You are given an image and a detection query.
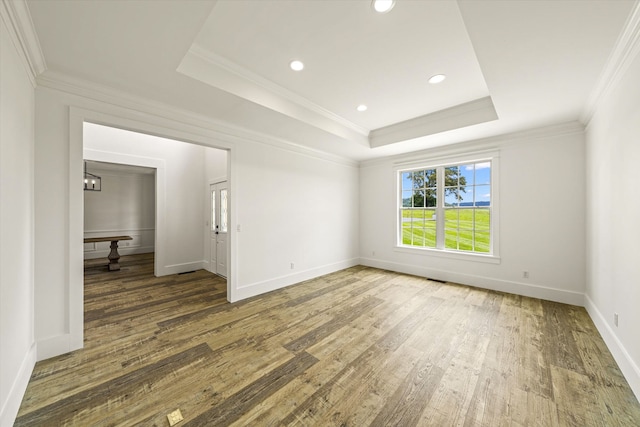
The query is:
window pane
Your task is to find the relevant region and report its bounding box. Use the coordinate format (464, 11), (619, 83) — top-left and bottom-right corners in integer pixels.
(445, 209), (458, 235)
(402, 190), (412, 207)
(424, 169), (437, 187)
(458, 187), (473, 206)
(220, 189), (228, 232)
(461, 164), (474, 186)
(444, 166), (459, 187)
(445, 188), (461, 207)
(412, 190), (425, 208)
(474, 231), (490, 252)
(412, 210), (426, 246)
(425, 188), (437, 208)
(445, 228), (459, 250)
(401, 209), (413, 245)
(412, 170), (425, 189)
(400, 209), (438, 248)
(475, 185), (490, 206)
(422, 228), (436, 248)
(402, 222), (412, 245)
(475, 162), (491, 185)
(211, 190), (216, 231)
(402, 172), (413, 191)
(475, 209), (490, 231)
(418, 209), (436, 248)
(458, 228), (473, 251)
(458, 209), (473, 229)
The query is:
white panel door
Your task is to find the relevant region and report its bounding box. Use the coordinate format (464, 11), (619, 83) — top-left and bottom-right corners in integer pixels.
(209, 181), (228, 277)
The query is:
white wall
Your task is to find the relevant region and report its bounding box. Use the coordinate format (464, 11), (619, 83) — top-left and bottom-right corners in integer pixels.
(83, 168), (155, 259)
(585, 38), (640, 398)
(0, 14), (36, 427)
(360, 123), (586, 305)
(232, 141), (359, 300)
(205, 147), (227, 183)
(32, 85), (360, 363)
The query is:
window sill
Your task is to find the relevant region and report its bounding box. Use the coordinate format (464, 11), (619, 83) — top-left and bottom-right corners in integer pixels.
(394, 245), (501, 264)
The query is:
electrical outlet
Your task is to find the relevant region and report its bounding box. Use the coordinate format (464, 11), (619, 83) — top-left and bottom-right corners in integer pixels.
(522, 271), (529, 279)
(167, 409), (183, 426)
(290, 262), (295, 270)
(614, 313), (619, 327)
(372, 251), (375, 256)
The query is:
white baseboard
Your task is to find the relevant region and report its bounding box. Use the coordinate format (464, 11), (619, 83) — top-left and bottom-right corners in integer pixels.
(359, 257), (584, 306)
(0, 343), (36, 427)
(233, 258), (360, 302)
(584, 295), (640, 401)
(36, 333), (82, 361)
(83, 246), (154, 260)
(161, 261), (205, 276)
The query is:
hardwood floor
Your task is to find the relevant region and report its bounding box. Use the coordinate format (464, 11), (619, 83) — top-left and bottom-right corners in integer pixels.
(15, 253), (640, 426)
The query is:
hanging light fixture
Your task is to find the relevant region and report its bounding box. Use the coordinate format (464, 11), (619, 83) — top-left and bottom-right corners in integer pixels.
(84, 161), (101, 191)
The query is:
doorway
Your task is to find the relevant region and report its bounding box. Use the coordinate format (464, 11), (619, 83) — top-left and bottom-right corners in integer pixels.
(63, 110), (234, 358)
(83, 161), (156, 264)
(208, 181), (228, 277)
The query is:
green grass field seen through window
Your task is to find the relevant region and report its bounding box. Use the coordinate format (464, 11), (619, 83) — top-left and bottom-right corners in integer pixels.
(401, 208), (490, 253)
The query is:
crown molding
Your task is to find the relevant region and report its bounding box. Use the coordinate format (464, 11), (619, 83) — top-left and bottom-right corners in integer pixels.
(0, 0), (46, 87)
(36, 70), (359, 168)
(360, 120), (584, 168)
(188, 45), (370, 138)
(581, 0), (640, 125)
(178, 45), (370, 146)
(369, 96), (499, 148)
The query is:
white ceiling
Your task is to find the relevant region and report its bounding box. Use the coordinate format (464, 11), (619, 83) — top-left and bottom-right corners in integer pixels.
(26, 0), (635, 161)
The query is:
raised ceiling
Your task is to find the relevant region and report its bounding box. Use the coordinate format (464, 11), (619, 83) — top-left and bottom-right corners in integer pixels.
(26, 0), (636, 160)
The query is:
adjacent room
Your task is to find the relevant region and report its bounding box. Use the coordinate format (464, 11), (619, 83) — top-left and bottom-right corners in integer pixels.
(83, 160), (157, 269)
(2, 0), (640, 425)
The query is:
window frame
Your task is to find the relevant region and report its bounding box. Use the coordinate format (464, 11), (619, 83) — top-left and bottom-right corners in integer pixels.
(394, 152), (500, 264)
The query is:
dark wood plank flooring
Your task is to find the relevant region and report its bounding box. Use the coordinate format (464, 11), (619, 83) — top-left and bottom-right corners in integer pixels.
(15, 253), (640, 426)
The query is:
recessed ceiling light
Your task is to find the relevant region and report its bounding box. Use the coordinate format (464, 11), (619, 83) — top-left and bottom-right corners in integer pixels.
(289, 60), (304, 71)
(372, 0), (395, 13)
(357, 104), (368, 112)
(428, 74), (446, 84)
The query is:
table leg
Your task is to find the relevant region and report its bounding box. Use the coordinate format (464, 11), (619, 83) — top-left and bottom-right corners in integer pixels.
(107, 240), (122, 271)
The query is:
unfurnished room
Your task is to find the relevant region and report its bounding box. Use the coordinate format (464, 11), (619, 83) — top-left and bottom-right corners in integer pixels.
(1, 0), (640, 426)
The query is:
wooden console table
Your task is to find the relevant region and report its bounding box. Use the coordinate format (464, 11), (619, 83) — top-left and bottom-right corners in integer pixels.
(84, 236), (133, 271)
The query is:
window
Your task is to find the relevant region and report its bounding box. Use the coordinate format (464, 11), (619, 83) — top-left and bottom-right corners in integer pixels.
(212, 187), (228, 233)
(211, 189), (216, 232)
(399, 159), (495, 256)
(220, 189), (228, 233)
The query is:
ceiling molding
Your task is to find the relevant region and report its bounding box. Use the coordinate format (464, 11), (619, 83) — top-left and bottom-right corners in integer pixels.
(188, 45), (370, 137)
(369, 97), (499, 148)
(178, 45), (370, 146)
(87, 161), (156, 177)
(361, 120), (584, 169)
(0, 0), (46, 87)
(36, 70), (359, 168)
(581, 0), (640, 125)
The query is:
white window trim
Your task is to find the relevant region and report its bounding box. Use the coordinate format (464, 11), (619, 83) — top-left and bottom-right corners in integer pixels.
(394, 151), (500, 263)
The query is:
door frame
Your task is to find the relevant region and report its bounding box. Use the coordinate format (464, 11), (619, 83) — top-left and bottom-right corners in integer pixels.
(66, 106), (236, 357)
(83, 149), (165, 277)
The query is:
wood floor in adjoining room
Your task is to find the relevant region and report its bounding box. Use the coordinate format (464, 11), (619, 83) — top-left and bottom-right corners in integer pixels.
(15, 254), (640, 426)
